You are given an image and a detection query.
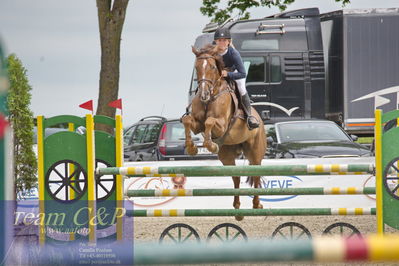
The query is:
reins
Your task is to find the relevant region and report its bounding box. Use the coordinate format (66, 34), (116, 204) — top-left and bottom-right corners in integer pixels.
(197, 75), (225, 102)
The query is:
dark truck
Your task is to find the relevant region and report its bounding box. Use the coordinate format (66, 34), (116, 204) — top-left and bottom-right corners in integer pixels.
(189, 7), (399, 136)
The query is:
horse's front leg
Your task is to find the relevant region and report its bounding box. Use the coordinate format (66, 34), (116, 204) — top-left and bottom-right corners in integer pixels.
(181, 115), (198, 155)
(203, 117), (225, 154)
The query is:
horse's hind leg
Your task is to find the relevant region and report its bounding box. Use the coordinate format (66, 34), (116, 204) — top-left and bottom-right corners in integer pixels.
(243, 139), (266, 209)
(218, 145), (243, 221)
(250, 176), (263, 209)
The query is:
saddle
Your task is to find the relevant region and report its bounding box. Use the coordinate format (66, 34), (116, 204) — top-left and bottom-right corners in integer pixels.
(211, 79), (245, 146)
(226, 79), (245, 119)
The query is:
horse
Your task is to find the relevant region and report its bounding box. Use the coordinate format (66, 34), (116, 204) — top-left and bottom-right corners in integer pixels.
(182, 45), (267, 221)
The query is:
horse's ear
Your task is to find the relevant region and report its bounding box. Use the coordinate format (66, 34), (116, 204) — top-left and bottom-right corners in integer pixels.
(192, 46), (200, 57)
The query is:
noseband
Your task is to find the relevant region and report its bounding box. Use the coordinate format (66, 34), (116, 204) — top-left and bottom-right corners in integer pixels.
(197, 78), (215, 95)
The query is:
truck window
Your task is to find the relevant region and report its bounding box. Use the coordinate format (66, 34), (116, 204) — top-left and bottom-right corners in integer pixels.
(240, 39), (279, 51)
(270, 56), (281, 83)
(243, 57), (265, 82)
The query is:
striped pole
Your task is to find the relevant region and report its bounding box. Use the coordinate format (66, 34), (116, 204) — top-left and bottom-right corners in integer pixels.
(375, 109), (384, 234)
(37, 116), (46, 246)
(85, 114), (96, 243)
(126, 208), (376, 217)
(134, 235), (399, 264)
(67, 122), (75, 241)
(97, 164), (375, 177)
(115, 115), (124, 241)
(126, 187), (376, 197)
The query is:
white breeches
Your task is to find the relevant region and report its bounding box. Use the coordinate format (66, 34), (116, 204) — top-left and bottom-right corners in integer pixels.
(235, 78), (247, 96)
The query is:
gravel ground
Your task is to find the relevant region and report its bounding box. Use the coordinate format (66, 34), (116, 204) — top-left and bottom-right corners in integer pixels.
(133, 215), (386, 241)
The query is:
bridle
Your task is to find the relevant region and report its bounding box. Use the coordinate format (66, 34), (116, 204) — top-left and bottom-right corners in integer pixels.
(196, 55), (226, 102)
(197, 78), (216, 95)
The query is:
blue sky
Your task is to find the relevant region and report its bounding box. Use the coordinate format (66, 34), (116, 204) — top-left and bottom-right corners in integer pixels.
(0, 0), (398, 126)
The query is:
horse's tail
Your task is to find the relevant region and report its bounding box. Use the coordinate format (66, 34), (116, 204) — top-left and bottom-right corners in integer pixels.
(246, 176), (254, 187)
(246, 176), (265, 187)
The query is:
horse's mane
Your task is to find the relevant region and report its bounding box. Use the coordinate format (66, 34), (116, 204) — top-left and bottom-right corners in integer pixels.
(198, 44), (217, 55)
(198, 44), (225, 74)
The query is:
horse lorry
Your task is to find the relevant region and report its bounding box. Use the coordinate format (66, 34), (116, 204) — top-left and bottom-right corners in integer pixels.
(189, 7), (399, 136)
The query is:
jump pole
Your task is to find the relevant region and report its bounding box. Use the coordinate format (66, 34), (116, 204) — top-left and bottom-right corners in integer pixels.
(126, 207), (376, 217)
(97, 164), (375, 177)
(126, 187), (376, 197)
(133, 235), (399, 264)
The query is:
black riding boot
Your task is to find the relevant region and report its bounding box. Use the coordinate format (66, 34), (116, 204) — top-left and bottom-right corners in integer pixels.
(241, 93), (259, 130)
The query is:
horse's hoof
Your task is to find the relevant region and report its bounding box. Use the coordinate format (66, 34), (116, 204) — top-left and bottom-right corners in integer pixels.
(254, 203), (263, 209)
(212, 144), (219, 154)
(186, 146), (198, 155)
(235, 215), (244, 221)
(253, 202), (263, 209)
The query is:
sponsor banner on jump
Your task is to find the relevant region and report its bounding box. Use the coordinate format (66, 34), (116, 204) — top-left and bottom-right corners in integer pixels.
(124, 157), (376, 209)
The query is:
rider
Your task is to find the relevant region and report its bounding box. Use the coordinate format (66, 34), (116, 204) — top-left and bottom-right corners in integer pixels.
(214, 27), (260, 130)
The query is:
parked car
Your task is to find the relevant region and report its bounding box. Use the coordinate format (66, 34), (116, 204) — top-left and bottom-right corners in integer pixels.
(265, 120), (373, 159)
(123, 116), (217, 161)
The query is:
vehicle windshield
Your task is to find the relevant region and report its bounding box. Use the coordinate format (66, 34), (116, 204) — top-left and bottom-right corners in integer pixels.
(277, 122), (350, 143)
(166, 122), (203, 141)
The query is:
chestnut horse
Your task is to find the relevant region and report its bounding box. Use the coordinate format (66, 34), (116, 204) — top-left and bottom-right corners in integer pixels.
(182, 45), (266, 220)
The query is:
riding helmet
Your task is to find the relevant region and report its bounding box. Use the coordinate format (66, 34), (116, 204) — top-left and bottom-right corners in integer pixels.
(214, 28), (231, 40)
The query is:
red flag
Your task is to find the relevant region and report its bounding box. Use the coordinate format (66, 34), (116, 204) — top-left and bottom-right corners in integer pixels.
(108, 99), (122, 110)
(79, 100), (93, 111)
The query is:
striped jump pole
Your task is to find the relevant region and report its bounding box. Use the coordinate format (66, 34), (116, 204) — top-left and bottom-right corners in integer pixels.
(97, 163), (375, 177)
(133, 235), (399, 264)
(126, 187), (376, 197)
(126, 207), (376, 217)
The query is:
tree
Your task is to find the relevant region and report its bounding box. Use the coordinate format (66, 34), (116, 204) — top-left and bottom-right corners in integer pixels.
(201, 0), (350, 23)
(95, 0), (129, 130)
(7, 54), (37, 195)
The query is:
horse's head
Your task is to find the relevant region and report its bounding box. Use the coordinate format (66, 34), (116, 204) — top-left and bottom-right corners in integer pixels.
(192, 45), (224, 103)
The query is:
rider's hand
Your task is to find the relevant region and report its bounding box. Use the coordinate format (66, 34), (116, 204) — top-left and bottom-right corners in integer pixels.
(222, 70), (228, 77)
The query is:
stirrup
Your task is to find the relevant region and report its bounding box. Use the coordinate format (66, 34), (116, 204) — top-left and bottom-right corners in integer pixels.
(246, 116), (259, 130)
